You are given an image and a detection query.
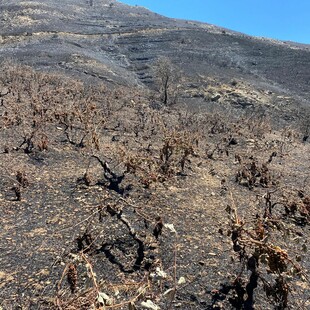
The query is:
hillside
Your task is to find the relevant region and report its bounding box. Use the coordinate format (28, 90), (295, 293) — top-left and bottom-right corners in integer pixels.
(1, 1), (310, 96)
(0, 1), (309, 309)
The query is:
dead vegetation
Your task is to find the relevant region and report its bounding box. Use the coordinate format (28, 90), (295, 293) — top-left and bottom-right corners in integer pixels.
(0, 61), (309, 309)
(235, 157), (275, 190)
(211, 191), (309, 309)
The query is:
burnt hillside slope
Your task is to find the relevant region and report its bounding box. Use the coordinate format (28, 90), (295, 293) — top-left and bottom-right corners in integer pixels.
(0, 0), (309, 103)
(1, 1), (310, 309)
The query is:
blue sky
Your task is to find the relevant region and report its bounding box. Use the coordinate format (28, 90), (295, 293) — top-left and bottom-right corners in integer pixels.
(119, 0), (310, 44)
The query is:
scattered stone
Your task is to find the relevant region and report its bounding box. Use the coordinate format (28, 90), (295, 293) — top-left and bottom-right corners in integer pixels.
(211, 94), (221, 102)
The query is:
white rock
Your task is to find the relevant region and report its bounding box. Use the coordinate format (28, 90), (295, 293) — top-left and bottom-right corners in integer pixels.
(141, 300), (160, 310)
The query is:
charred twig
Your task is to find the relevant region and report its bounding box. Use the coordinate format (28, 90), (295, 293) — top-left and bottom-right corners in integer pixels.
(92, 155), (125, 193)
(153, 216), (163, 240)
(67, 263), (78, 294)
